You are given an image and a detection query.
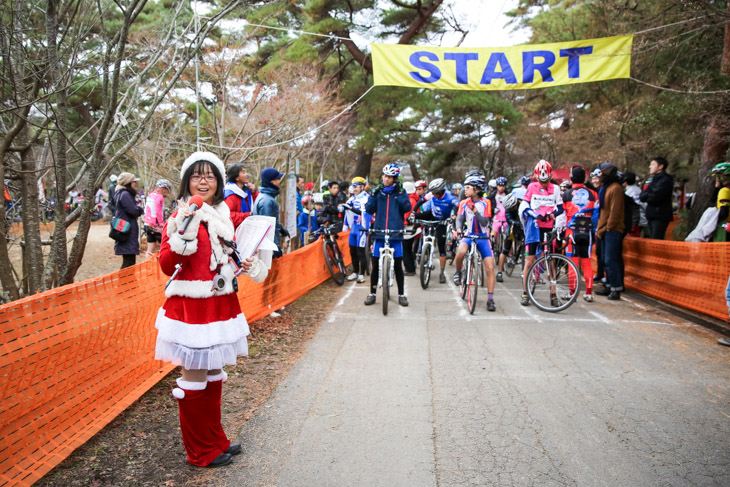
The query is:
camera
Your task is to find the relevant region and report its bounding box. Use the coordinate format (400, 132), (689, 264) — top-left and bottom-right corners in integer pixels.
(212, 273), (227, 292)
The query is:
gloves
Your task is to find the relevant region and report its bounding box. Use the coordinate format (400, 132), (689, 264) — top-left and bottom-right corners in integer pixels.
(407, 214), (415, 224)
(395, 181), (403, 192)
(466, 199), (475, 211)
(372, 183), (385, 196)
(337, 204), (344, 213)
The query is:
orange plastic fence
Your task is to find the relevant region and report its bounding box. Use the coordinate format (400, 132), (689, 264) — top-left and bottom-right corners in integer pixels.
(622, 237), (729, 321)
(0, 233), (350, 487)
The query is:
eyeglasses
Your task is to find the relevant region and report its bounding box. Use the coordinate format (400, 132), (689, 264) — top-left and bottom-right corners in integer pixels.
(190, 174), (216, 182)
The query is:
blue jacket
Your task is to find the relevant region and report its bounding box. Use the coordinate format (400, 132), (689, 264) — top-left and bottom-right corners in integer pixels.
(253, 186), (283, 247)
(297, 210), (320, 245)
(365, 185), (412, 241)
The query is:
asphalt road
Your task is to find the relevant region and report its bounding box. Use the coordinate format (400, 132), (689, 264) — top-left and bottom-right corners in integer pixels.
(217, 270), (730, 487)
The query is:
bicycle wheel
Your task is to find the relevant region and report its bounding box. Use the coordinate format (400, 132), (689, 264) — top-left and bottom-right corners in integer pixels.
(420, 242), (432, 289)
(460, 252), (470, 300)
(467, 252), (479, 314)
(526, 253), (580, 312)
(382, 254), (391, 315)
(324, 240), (345, 286)
(365, 234), (373, 275)
(334, 243), (347, 276)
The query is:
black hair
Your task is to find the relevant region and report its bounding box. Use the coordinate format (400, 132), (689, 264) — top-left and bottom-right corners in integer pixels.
(177, 160), (225, 205)
(624, 171), (637, 185)
(653, 157), (669, 170)
(296, 174), (304, 182)
(328, 181), (339, 188)
(122, 183), (137, 197)
(226, 163), (244, 183)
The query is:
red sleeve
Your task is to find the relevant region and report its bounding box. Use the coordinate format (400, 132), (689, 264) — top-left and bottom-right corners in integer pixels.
(158, 217), (178, 276)
(225, 195), (245, 229)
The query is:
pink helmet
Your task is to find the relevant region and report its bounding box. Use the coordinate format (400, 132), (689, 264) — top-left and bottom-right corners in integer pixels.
(534, 159), (552, 182)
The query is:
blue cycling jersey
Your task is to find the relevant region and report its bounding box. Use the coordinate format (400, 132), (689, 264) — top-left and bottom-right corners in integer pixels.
(422, 192), (458, 219)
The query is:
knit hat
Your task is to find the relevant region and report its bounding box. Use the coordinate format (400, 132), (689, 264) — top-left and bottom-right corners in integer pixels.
(403, 181), (416, 194)
(599, 162), (617, 175)
(117, 172), (140, 187)
(180, 152), (225, 181)
(570, 165), (586, 184)
(261, 167), (284, 184)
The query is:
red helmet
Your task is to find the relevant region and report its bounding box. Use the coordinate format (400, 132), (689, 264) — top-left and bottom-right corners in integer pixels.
(534, 159), (552, 182)
(414, 179), (427, 188)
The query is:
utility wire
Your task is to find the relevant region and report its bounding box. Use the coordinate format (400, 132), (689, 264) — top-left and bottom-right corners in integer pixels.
(629, 77), (730, 94)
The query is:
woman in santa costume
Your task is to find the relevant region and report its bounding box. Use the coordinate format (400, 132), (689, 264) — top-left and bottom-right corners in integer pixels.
(155, 151), (267, 468)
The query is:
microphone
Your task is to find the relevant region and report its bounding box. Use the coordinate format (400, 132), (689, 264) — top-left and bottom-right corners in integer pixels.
(178, 195), (204, 235)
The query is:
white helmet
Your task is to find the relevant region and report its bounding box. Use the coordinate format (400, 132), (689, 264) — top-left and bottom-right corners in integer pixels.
(428, 178), (446, 193)
(110, 174), (118, 183)
(503, 193), (518, 209)
(403, 181), (416, 194)
(488, 179), (497, 189)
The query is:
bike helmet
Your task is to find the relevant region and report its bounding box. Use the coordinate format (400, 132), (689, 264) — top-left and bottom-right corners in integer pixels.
(590, 168), (601, 178)
(403, 181), (416, 194)
(351, 176), (367, 185)
(559, 180), (571, 190)
(496, 176), (508, 186)
(428, 178), (447, 194)
(382, 163), (401, 177)
(520, 175), (531, 186)
(414, 179), (427, 188)
(464, 175), (486, 192)
(488, 179), (497, 189)
(301, 194), (312, 206)
(155, 178), (172, 191)
(502, 193), (518, 209)
(451, 182), (463, 192)
(534, 159), (552, 182)
(465, 169), (484, 179)
(711, 162), (730, 176)
(321, 180), (330, 191)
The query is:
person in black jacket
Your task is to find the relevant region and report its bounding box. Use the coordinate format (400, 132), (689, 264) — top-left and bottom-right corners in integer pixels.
(113, 172), (144, 269)
(317, 181), (347, 227)
(640, 157), (674, 240)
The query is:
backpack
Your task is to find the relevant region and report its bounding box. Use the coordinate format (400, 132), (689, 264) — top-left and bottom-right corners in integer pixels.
(572, 215), (593, 243)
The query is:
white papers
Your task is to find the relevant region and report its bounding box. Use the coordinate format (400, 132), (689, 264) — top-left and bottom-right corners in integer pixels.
(235, 215), (278, 269)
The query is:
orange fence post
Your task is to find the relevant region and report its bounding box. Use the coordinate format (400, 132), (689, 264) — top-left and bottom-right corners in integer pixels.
(0, 231), (351, 486)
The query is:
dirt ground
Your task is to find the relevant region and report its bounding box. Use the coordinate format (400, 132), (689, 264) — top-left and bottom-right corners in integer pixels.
(25, 220), (342, 487)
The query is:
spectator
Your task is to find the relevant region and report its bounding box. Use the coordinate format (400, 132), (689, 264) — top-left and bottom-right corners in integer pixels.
(144, 179), (172, 255)
(317, 180), (347, 227)
(712, 162), (730, 242)
(296, 174), (305, 214)
(113, 172), (144, 269)
(589, 168), (604, 284)
(622, 172), (645, 237)
(640, 157), (674, 239)
(108, 174), (118, 217)
(253, 167), (289, 257)
(595, 163), (625, 300)
(297, 194), (321, 246)
(155, 151), (267, 468)
(223, 163), (258, 230)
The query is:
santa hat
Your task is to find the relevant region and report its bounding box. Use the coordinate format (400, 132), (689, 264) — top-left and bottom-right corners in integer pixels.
(180, 152), (225, 181)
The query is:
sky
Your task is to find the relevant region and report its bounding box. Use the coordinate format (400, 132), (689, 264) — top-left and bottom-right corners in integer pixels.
(449, 0), (531, 48)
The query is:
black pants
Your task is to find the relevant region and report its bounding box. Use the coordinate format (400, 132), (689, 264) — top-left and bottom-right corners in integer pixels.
(349, 245), (368, 275)
(595, 238), (604, 280)
(121, 254), (136, 269)
(402, 238), (416, 273)
(370, 256), (405, 295)
(648, 219), (670, 240)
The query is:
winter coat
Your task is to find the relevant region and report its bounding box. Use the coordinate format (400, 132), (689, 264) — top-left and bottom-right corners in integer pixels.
(640, 171), (674, 222)
(223, 182), (258, 230)
(155, 201), (267, 370)
(113, 187), (144, 256)
(144, 190), (166, 230)
(253, 186), (284, 247)
(596, 182), (625, 237)
(364, 185), (412, 241)
(317, 191), (347, 226)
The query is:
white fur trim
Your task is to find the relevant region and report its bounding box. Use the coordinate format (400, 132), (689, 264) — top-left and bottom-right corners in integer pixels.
(172, 388), (186, 399)
(245, 257), (268, 283)
(164, 264), (238, 298)
(181, 151), (225, 181)
(167, 233), (198, 256)
(167, 209), (202, 242)
(155, 308), (250, 348)
(176, 377), (207, 391)
(207, 371), (228, 382)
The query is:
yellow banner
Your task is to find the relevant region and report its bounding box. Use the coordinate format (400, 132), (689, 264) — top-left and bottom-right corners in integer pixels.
(372, 35), (633, 91)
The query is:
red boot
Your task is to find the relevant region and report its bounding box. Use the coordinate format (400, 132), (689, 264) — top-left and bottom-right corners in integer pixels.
(205, 372), (231, 454)
(173, 378), (227, 467)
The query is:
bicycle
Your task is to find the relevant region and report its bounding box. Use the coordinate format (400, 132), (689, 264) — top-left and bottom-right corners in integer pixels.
(313, 224), (347, 286)
(459, 234), (490, 314)
(369, 228), (404, 316)
(415, 219), (441, 289)
(524, 229), (580, 312)
(503, 223), (525, 278)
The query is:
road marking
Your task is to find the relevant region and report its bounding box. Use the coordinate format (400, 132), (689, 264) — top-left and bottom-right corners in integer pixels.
(336, 282), (356, 307)
(588, 311), (611, 324)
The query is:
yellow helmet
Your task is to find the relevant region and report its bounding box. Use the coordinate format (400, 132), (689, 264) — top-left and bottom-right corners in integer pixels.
(351, 176), (367, 185)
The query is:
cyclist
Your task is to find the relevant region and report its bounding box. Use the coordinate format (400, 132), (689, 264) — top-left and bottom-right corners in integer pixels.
(450, 182), (462, 198)
(518, 160), (564, 306)
(453, 175), (497, 312)
(458, 170), (485, 201)
(364, 164), (412, 307)
(492, 176), (509, 282)
(496, 191), (523, 279)
(343, 176), (371, 282)
(562, 166), (599, 301)
(418, 178), (459, 283)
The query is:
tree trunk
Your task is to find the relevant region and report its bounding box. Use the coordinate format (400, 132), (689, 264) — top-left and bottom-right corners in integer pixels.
(691, 115), (730, 227)
(350, 148), (373, 181)
(19, 142), (43, 294)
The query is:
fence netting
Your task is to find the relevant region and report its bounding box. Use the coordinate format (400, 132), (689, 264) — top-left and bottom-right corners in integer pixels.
(0, 233), (350, 486)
